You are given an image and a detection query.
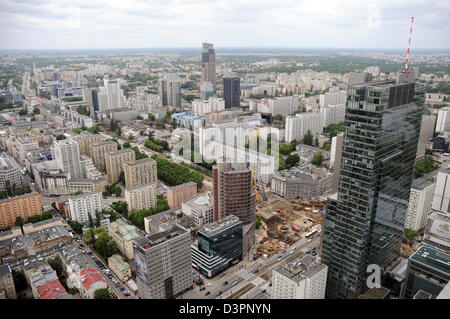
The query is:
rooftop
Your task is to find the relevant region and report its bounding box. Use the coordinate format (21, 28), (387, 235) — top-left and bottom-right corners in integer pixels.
(135, 223), (188, 249)
(167, 181), (197, 191)
(410, 245), (450, 276)
(38, 279), (69, 299)
(274, 254), (326, 283)
(78, 268), (105, 291)
(198, 215), (242, 237)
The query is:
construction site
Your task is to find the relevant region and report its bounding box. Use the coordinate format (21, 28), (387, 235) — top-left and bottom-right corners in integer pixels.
(253, 175), (324, 258)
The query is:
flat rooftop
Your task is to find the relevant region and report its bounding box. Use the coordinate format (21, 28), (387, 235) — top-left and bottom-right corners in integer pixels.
(198, 215), (242, 237)
(135, 223), (187, 249)
(410, 245), (450, 276)
(274, 254), (326, 282)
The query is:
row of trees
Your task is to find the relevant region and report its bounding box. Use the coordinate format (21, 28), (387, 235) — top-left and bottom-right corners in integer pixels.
(127, 198), (170, 230)
(151, 155), (204, 188)
(83, 226), (118, 260)
(0, 182), (32, 199)
(144, 137), (169, 153)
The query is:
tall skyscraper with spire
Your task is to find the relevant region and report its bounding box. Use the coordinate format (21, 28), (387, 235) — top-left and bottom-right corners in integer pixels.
(321, 70), (423, 299)
(201, 43), (216, 88)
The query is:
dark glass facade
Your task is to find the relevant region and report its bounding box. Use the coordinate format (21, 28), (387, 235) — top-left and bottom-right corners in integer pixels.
(321, 75), (424, 299)
(198, 221), (243, 262)
(223, 77), (240, 109)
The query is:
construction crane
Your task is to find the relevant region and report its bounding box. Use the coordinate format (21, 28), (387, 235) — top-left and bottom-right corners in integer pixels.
(404, 17), (414, 74)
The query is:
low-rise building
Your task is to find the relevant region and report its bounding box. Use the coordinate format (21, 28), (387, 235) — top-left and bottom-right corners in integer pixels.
(0, 264), (16, 299)
(272, 255), (328, 299)
(181, 192), (214, 227)
(108, 219), (143, 260)
(108, 254), (131, 282)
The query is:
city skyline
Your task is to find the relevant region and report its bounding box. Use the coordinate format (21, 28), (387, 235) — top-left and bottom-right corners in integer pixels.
(1, 0), (449, 50)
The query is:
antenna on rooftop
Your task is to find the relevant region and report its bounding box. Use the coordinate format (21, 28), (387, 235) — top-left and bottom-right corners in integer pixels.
(404, 17), (414, 74)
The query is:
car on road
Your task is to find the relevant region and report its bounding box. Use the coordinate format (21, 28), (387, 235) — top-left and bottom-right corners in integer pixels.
(269, 283), (272, 287)
(277, 255), (282, 260)
(119, 286), (125, 291)
(249, 268), (253, 273)
(200, 287), (205, 291)
(217, 291), (222, 296)
(253, 269), (259, 274)
(308, 239), (312, 243)
(289, 251), (294, 255)
(205, 291), (210, 296)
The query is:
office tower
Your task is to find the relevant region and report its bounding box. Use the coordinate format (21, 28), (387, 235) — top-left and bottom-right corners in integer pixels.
(404, 180), (436, 231)
(123, 158), (157, 189)
(285, 112), (322, 143)
(223, 77), (240, 109)
(104, 78), (124, 110)
(89, 141), (117, 172)
(166, 182), (197, 209)
(431, 169), (450, 213)
(158, 74), (181, 108)
(330, 133), (344, 193)
(105, 149), (136, 184)
(0, 264), (17, 299)
(435, 107), (450, 134)
(133, 224), (192, 299)
(68, 192), (103, 224)
(52, 139), (83, 180)
(272, 255), (328, 299)
(321, 71), (423, 299)
(0, 154), (23, 192)
(401, 245), (450, 299)
(72, 131), (102, 156)
(416, 115), (436, 160)
(0, 193), (43, 230)
(200, 81), (214, 100)
(201, 43), (216, 87)
(191, 215), (243, 277)
(213, 163), (256, 225)
(125, 183), (157, 211)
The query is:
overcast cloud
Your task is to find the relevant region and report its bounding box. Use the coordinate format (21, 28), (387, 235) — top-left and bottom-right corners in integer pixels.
(0, 0), (448, 49)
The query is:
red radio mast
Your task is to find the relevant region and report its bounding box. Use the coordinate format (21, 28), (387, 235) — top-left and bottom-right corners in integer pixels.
(404, 17), (414, 74)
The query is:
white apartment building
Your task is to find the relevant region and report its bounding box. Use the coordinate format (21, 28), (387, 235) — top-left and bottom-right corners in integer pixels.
(0, 154), (23, 192)
(16, 138), (40, 165)
(320, 103), (346, 128)
(104, 78), (125, 110)
(192, 97), (225, 115)
(319, 86), (346, 107)
(181, 193), (214, 227)
(249, 96), (300, 117)
(68, 192), (103, 224)
(432, 169), (450, 213)
(285, 112), (322, 143)
(435, 107), (450, 134)
(405, 180), (436, 231)
(272, 255), (328, 299)
(365, 66), (380, 78)
(133, 224), (192, 299)
(125, 183), (157, 212)
(51, 139), (83, 180)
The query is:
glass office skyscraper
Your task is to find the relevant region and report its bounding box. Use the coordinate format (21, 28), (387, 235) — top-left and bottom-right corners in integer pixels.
(321, 71), (423, 299)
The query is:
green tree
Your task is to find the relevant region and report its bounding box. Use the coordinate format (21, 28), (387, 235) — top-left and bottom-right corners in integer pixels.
(286, 154), (300, 169)
(312, 151), (324, 167)
(404, 229), (418, 242)
(15, 216), (24, 228)
(18, 108), (28, 116)
(118, 171), (125, 185)
(88, 214), (94, 228)
(303, 130), (314, 146)
(94, 288), (111, 299)
(69, 220), (83, 234)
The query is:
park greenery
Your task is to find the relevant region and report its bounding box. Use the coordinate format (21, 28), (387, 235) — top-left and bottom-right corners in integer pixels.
(103, 183), (122, 197)
(323, 123), (345, 138)
(151, 155), (204, 188)
(94, 288), (111, 299)
(414, 156), (438, 178)
(127, 198), (170, 230)
(144, 136), (169, 153)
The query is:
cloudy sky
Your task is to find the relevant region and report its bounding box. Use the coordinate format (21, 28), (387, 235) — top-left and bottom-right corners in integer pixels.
(0, 0), (449, 50)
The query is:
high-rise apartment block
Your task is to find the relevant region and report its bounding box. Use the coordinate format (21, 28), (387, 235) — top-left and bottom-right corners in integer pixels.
(201, 43), (216, 87)
(435, 107), (450, 134)
(72, 131), (102, 156)
(213, 163), (256, 225)
(68, 192), (103, 224)
(133, 224), (192, 299)
(272, 255), (328, 299)
(285, 112), (322, 143)
(166, 182), (197, 209)
(0, 193), (43, 230)
(416, 115), (436, 160)
(405, 180), (436, 231)
(125, 183), (157, 212)
(223, 77), (240, 109)
(124, 158), (157, 189)
(51, 139), (83, 180)
(321, 71), (422, 299)
(103, 78), (125, 110)
(89, 141), (117, 172)
(432, 169), (450, 213)
(105, 149), (135, 184)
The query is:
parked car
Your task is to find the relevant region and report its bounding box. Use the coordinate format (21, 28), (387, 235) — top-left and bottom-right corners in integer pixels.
(205, 291), (210, 296)
(223, 281), (228, 286)
(200, 287), (205, 291)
